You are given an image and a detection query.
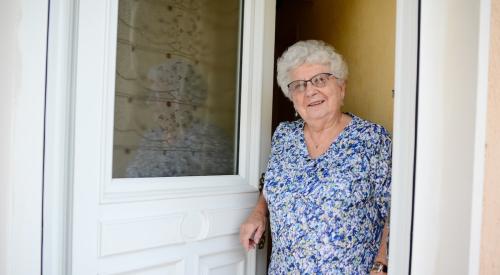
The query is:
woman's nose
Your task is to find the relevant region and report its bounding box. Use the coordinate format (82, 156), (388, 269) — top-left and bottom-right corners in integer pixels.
(304, 83), (318, 97)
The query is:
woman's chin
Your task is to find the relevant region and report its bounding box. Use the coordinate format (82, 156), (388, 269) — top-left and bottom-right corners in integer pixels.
(302, 108), (331, 121)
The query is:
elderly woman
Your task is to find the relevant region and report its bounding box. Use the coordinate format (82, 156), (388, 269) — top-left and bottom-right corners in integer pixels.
(240, 40), (391, 274)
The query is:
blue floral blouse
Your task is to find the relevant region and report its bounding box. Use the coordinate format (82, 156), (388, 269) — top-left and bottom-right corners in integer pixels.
(263, 114), (392, 275)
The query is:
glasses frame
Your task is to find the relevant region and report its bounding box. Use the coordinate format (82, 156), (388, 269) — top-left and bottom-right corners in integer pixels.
(287, 72), (336, 94)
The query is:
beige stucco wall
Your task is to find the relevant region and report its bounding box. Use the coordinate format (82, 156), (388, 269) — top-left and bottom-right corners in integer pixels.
(480, 0), (500, 274)
(298, 0), (396, 132)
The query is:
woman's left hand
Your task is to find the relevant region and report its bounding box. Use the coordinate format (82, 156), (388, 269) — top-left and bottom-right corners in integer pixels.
(370, 271), (387, 275)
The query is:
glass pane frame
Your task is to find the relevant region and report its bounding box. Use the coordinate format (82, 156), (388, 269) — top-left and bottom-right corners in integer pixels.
(95, 0), (271, 203)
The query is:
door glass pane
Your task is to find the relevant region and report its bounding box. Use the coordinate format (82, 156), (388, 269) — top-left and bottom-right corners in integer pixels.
(112, 0), (242, 178)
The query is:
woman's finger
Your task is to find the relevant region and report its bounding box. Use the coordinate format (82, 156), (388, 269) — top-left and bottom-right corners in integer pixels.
(253, 225), (265, 245)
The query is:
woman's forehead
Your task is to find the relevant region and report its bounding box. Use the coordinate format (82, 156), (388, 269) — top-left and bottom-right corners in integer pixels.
(289, 63), (330, 79)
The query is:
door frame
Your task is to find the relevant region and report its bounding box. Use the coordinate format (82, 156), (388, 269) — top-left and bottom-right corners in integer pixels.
(388, 0), (419, 273)
(30, 1), (491, 275)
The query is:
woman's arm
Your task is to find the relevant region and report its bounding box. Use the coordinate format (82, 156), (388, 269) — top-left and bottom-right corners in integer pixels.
(371, 221), (389, 274)
(370, 127), (392, 274)
(239, 194), (268, 251)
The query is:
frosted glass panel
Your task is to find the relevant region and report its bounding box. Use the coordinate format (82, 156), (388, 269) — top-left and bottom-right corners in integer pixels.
(112, 0), (241, 178)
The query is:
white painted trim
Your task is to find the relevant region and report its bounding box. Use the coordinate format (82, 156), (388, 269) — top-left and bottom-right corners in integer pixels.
(2, 0), (49, 274)
(389, 0), (419, 274)
(254, 2), (276, 274)
(43, 0), (79, 274)
(239, 0), (260, 189)
(469, 0), (491, 273)
(230, 0), (276, 272)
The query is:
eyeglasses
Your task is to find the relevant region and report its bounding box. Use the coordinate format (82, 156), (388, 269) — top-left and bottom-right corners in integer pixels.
(287, 73), (336, 94)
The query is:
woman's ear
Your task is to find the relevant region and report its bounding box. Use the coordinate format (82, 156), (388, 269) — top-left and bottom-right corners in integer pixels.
(291, 101), (300, 118)
(339, 81), (346, 98)
(338, 80), (347, 106)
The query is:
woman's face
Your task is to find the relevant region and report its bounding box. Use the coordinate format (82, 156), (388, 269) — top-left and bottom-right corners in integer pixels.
(289, 63), (346, 123)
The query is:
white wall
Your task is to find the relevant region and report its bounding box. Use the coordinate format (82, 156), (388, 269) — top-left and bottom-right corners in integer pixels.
(0, 1), (19, 274)
(413, 0), (482, 274)
(0, 0), (48, 274)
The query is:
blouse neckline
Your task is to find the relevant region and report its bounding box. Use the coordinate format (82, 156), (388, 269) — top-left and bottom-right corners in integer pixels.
(299, 112), (357, 161)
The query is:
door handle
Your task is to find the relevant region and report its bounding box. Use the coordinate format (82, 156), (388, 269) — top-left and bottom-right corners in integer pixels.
(258, 172), (266, 249)
(258, 232), (266, 249)
(258, 172), (265, 192)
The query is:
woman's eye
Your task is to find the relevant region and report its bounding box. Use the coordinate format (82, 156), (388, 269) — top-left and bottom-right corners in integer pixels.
(294, 83), (304, 90)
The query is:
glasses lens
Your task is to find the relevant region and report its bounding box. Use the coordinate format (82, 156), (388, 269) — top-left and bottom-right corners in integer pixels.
(311, 73), (330, 87)
(288, 81), (306, 93)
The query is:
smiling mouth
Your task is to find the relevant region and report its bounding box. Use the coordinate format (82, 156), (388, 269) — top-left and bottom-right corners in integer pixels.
(307, 100), (325, 107)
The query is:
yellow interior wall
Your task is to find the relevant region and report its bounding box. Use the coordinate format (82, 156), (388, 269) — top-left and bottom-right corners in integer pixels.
(298, 0), (396, 132)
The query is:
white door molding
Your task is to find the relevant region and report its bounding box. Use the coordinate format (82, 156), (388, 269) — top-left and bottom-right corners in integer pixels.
(43, 0), (79, 274)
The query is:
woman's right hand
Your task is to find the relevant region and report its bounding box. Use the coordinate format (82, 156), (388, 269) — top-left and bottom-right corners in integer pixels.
(239, 210), (267, 251)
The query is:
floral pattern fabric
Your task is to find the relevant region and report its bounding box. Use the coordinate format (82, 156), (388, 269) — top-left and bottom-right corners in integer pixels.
(263, 114), (392, 275)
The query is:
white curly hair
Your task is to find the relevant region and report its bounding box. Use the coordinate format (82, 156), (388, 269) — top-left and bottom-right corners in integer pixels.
(276, 40), (348, 99)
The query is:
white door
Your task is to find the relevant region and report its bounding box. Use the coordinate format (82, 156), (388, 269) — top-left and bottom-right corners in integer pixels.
(69, 0), (275, 274)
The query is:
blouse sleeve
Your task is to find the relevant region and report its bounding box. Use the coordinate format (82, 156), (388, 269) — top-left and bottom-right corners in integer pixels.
(262, 122), (286, 200)
(371, 128), (392, 221)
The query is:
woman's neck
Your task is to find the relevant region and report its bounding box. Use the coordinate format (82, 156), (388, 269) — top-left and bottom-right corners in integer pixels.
(303, 112), (346, 158)
(305, 112), (344, 134)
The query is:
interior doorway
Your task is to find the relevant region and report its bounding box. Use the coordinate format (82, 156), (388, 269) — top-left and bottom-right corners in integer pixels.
(268, 0), (399, 271)
(272, 0), (396, 133)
